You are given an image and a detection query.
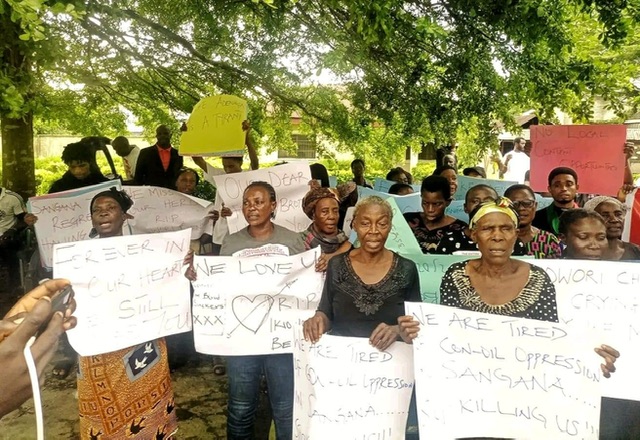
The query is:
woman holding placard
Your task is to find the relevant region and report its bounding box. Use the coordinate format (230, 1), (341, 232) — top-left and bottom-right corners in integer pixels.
(77, 188), (178, 440)
(398, 198), (620, 438)
(303, 195), (420, 344)
(557, 207), (640, 438)
(303, 195), (421, 437)
(218, 180), (305, 440)
(399, 198), (618, 362)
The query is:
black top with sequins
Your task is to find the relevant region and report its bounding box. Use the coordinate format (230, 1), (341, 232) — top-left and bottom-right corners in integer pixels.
(440, 261), (558, 322)
(318, 251), (422, 337)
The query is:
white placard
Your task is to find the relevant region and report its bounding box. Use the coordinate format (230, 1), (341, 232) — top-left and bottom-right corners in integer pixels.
(53, 229), (192, 356)
(342, 206), (355, 238)
(212, 163), (312, 233)
(28, 181), (123, 268)
(531, 259), (640, 401)
(406, 302), (602, 439)
(293, 332), (414, 439)
(124, 186), (213, 239)
(192, 248), (323, 355)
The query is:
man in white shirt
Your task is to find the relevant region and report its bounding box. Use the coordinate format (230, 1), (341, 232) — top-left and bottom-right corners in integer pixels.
(0, 188), (37, 291)
(498, 137), (530, 183)
(192, 120), (259, 255)
(111, 136), (140, 181)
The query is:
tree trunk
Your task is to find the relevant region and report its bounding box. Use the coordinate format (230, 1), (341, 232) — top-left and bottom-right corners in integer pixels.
(1, 114), (34, 200)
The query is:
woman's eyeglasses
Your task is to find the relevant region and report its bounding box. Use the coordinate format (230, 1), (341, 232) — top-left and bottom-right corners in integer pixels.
(511, 200), (536, 209)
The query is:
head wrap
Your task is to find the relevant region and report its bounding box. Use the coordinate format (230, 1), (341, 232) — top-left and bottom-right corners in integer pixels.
(89, 187), (134, 214)
(469, 197), (519, 229)
(583, 196), (626, 213)
(302, 187), (340, 219)
(336, 182), (357, 201)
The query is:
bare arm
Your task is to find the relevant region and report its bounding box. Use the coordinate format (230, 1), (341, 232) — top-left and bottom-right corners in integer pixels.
(243, 120), (259, 170)
(192, 156), (208, 173)
(624, 142), (634, 185)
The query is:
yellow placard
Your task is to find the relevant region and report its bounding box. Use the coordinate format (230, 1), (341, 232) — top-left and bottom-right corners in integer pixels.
(179, 94), (247, 156)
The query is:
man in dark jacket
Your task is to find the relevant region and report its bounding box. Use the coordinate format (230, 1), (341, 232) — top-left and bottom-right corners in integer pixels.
(133, 125), (183, 188)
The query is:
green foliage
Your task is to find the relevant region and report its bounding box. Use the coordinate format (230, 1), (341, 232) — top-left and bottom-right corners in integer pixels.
(411, 161), (437, 183)
(33, 156), (65, 195)
(5, 0), (640, 198)
(455, 116), (500, 169)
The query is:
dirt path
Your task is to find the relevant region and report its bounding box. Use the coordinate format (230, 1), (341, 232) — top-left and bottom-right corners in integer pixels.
(0, 358), (273, 439)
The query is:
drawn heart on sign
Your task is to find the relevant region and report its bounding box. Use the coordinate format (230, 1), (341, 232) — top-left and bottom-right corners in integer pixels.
(231, 295), (275, 334)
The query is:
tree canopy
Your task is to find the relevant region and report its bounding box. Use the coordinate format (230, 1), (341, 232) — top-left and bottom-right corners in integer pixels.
(3, 0), (640, 195)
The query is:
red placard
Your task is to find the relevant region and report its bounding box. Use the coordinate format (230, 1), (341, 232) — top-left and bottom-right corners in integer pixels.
(530, 124), (626, 195)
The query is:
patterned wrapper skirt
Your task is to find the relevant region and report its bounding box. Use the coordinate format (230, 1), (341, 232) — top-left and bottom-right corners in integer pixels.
(77, 338), (178, 439)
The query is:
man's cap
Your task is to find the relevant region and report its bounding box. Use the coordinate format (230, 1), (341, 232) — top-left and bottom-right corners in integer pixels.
(462, 166), (487, 178)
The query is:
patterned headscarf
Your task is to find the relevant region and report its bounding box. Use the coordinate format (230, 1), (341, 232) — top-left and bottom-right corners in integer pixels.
(469, 197), (519, 229)
(583, 196), (626, 213)
(336, 182), (357, 201)
(302, 187), (340, 219)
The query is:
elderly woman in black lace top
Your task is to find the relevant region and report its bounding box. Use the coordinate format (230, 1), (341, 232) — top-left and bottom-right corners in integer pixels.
(303, 195), (420, 349)
(399, 198), (619, 372)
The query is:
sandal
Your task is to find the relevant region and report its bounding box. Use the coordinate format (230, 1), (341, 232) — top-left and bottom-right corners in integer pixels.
(51, 358), (75, 379)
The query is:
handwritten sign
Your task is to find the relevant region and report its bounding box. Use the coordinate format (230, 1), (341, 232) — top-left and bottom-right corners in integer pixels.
(53, 229), (192, 356)
(123, 186), (213, 240)
(373, 178), (395, 193)
(28, 181), (124, 269)
(342, 206), (355, 238)
(404, 253), (471, 303)
(531, 259), (640, 401)
(373, 177), (421, 193)
(454, 175), (518, 201)
(191, 248), (323, 355)
(445, 200), (467, 222)
(384, 197), (422, 254)
(358, 186), (421, 213)
(179, 94), (248, 156)
(293, 332), (414, 439)
(530, 124), (626, 195)
(406, 302), (602, 439)
(212, 163), (312, 233)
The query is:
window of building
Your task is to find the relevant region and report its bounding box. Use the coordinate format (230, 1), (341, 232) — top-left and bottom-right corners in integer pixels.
(418, 141), (436, 160)
(278, 134), (317, 159)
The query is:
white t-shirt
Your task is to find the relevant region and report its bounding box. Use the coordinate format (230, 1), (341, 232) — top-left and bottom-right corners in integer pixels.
(0, 189), (26, 236)
(204, 163), (239, 245)
(122, 145), (140, 180)
(502, 150), (530, 183)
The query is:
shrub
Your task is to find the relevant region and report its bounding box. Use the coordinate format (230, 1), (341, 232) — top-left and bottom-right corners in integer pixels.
(411, 161), (436, 183)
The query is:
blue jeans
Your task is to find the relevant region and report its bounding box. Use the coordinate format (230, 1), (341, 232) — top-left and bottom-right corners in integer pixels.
(226, 354), (294, 440)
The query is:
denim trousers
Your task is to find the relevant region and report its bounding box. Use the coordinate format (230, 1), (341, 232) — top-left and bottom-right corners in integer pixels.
(226, 353), (294, 440)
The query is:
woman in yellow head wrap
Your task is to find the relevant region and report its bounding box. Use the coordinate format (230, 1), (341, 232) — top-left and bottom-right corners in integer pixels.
(398, 197), (619, 392)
